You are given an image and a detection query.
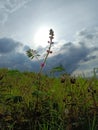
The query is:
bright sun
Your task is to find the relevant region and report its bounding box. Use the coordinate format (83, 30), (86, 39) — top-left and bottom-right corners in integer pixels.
(34, 26), (50, 47)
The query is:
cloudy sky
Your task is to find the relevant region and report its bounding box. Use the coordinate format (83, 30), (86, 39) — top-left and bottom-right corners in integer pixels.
(0, 0), (98, 76)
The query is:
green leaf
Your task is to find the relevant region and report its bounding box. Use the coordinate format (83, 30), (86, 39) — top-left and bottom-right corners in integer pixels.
(50, 64), (65, 73)
(26, 49), (40, 59)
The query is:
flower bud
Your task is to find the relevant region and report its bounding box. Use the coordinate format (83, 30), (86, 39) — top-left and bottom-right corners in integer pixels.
(50, 51), (52, 53)
(49, 29), (54, 37)
(41, 63), (45, 68)
(47, 50), (49, 53)
(49, 36), (54, 39)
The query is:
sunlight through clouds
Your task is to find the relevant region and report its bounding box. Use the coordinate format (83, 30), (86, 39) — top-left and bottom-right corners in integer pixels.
(0, 0), (98, 76)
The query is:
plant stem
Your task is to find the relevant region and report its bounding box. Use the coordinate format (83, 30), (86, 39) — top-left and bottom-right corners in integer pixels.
(39, 37), (53, 74)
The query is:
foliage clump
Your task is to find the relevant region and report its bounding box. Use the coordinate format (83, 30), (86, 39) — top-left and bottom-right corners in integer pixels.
(0, 68), (98, 130)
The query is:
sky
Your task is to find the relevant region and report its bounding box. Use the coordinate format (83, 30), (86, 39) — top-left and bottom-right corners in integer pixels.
(0, 0), (98, 76)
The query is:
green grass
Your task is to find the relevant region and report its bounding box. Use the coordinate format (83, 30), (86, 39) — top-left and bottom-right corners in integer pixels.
(0, 68), (98, 130)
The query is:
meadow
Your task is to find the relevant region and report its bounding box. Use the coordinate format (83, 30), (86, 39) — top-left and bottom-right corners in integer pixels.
(0, 68), (98, 130)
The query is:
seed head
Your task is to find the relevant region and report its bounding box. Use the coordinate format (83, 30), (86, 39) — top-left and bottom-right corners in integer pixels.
(49, 29), (54, 39)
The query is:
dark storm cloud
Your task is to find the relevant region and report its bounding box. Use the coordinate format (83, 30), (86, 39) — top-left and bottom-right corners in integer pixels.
(0, 38), (21, 53)
(0, 37), (32, 71)
(83, 55), (96, 62)
(46, 42), (90, 73)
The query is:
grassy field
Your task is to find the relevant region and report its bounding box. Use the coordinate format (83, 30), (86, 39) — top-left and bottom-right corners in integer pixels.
(0, 68), (98, 130)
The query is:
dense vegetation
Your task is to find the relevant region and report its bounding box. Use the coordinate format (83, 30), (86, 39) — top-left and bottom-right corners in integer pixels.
(0, 68), (98, 130)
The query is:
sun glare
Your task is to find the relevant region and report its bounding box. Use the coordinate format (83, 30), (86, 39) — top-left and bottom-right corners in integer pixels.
(34, 26), (50, 47)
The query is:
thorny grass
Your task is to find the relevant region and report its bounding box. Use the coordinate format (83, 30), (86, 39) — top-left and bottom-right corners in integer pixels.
(0, 68), (98, 130)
